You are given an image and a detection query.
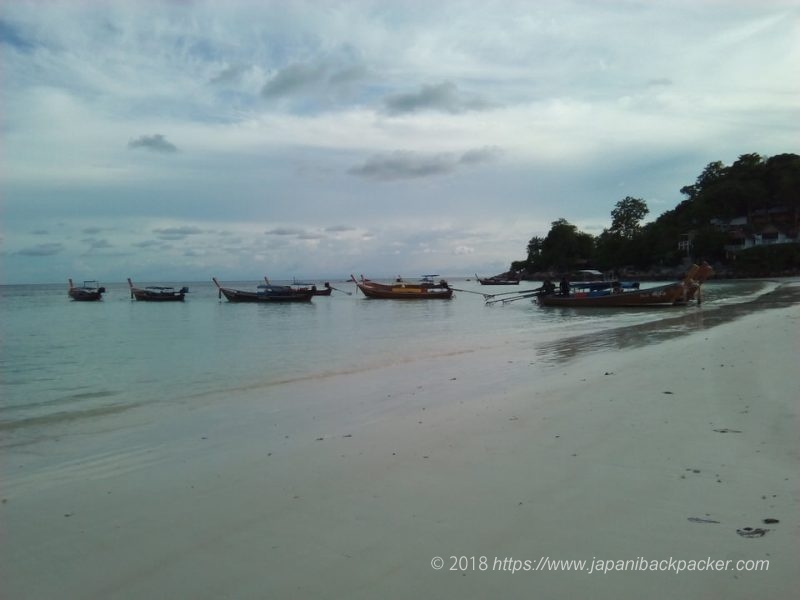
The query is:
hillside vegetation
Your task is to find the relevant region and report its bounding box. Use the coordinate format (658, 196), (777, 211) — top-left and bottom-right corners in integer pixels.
(512, 153), (800, 277)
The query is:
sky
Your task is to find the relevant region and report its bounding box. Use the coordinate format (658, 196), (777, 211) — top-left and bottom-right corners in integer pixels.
(1, 0), (798, 284)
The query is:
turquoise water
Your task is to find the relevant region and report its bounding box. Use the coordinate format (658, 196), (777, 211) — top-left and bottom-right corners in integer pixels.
(0, 277), (774, 445)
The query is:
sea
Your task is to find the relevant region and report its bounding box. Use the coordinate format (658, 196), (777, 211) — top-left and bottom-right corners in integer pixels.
(0, 276), (784, 448)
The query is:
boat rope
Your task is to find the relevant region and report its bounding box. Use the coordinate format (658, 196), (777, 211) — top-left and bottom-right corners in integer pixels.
(484, 288), (544, 305)
(449, 286), (544, 301)
(448, 287), (494, 299)
(328, 285), (353, 296)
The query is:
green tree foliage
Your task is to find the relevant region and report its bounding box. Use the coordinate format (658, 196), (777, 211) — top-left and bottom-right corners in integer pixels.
(513, 152), (800, 275)
(733, 244), (800, 274)
(609, 196), (649, 239)
(538, 219), (594, 271)
(526, 236), (544, 266)
(595, 197), (650, 268)
(766, 154), (800, 211)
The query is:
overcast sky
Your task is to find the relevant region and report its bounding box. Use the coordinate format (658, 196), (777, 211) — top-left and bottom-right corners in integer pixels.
(2, 0), (798, 284)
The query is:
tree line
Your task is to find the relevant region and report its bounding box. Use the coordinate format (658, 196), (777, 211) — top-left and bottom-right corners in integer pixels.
(511, 152), (800, 276)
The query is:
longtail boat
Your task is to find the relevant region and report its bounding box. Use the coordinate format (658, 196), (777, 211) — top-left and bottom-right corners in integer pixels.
(310, 283), (333, 296)
(475, 273), (520, 285)
(128, 279), (188, 302)
(351, 275), (453, 299)
(213, 278), (314, 303)
(68, 279), (106, 301)
(537, 263), (712, 308)
(268, 277), (333, 296)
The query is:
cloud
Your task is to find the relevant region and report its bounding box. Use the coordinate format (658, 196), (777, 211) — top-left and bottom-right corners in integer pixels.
(154, 226), (205, 240)
(260, 56), (368, 107)
(128, 134), (179, 153)
(349, 147), (502, 181)
(1, 1), (797, 284)
(209, 64), (248, 86)
(324, 225), (356, 233)
(16, 243), (64, 256)
(349, 151), (453, 180)
(84, 238), (113, 249)
(265, 227), (305, 236)
(262, 62), (327, 99)
(133, 240), (169, 249)
(383, 82), (494, 115)
(646, 78), (673, 88)
(458, 146), (503, 165)
(0, 18), (35, 52)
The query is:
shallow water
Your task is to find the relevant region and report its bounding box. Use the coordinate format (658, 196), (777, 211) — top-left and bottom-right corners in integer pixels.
(0, 277), (788, 445)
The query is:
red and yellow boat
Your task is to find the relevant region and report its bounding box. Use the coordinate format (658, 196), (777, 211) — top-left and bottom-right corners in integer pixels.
(351, 275), (453, 299)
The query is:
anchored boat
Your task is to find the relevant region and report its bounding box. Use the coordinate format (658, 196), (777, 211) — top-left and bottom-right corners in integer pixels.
(268, 277), (333, 296)
(475, 273), (520, 285)
(537, 263), (712, 308)
(68, 279), (106, 301)
(128, 279), (188, 302)
(351, 275), (453, 299)
(213, 278), (314, 303)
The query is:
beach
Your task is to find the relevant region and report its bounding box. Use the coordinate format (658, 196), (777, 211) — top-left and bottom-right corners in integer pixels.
(2, 287), (798, 599)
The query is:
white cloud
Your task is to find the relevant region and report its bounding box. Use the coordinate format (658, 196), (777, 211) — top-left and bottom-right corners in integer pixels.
(2, 0), (798, 283)
(128, 134), (179, 153)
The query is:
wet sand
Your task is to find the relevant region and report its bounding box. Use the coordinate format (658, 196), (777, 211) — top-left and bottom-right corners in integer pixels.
(2, 284), (798, 599)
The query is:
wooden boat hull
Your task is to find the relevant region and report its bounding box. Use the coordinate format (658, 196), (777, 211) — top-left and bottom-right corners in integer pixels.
(357, 286), (453, 299)
(131, 290), (186, 302)
(270, 278), (332, 296)
(538, 283), (689, 307)
(476, 273), (519, 285)
(219, 288), (313, 303)
(477, 279), (519, 285)
(68, 279), (105, 301)
(538, 263), (713, 308)
(128, 279), (187, 301)
(68, 290), (104, 301)
(213, 279), (313, 303)
(352, 275), (453, 299)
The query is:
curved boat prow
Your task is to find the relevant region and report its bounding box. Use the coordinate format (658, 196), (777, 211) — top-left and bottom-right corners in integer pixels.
(682, 262), (714, 304)
(212, 277), (223, 299)
(695, 262), (714, 283)
(682, 264), (700, 283)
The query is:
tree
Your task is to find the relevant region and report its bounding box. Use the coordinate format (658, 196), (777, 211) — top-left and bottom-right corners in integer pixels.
(696, 161), (727, 189)
(609, 197), (649, 239)
(525, 236), (545, 269)
(540, 219), (594, 271)
(766, 154), (800, 212)
(513, 152), (800, 275)
(594, 197), (650, 267)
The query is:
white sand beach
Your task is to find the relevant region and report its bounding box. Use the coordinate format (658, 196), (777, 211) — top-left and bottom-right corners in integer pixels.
(2, 296), (798, 599)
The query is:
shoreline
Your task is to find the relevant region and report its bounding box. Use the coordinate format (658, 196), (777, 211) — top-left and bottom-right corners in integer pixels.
(0, 278), (791, 444)
(2, 287), (798, 598)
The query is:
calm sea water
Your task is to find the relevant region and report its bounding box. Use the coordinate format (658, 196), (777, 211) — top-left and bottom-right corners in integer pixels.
(0, 277), (775, 446)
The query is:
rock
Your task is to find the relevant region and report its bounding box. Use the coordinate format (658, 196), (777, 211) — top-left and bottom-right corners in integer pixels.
(736, 527), (768, 538)
(688, 517), (720, 524)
